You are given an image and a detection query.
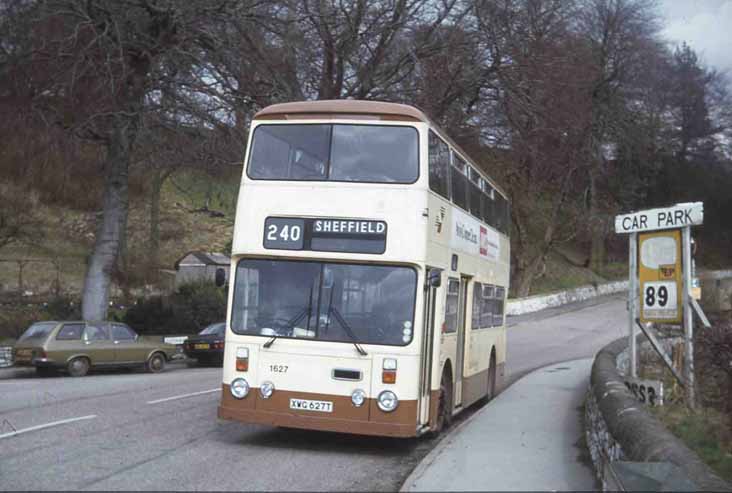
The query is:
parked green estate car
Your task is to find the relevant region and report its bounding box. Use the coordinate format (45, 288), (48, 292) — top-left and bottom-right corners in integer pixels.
(13, 321), (178, 377)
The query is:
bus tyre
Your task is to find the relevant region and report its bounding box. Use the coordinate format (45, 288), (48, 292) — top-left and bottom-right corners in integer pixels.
(146, 353), (166, 373)
(435, 374), (453, 433)
(67, 357), (90, 377)
(487, 354), (497, 401)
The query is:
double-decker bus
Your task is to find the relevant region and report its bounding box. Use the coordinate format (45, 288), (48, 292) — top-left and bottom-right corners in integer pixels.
(218, 100), (511, 437)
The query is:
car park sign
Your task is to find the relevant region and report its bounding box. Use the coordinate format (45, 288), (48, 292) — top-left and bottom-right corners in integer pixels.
(615, 201), (706, 408)
(615, 202), (703, 234)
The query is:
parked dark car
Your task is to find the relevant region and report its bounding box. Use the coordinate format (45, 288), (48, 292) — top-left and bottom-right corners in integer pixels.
(13, 321), (177, 377)
(183, 322), (226, 365)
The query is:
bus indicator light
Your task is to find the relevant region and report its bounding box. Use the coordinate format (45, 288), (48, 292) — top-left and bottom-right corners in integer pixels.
(236, 347), (249, 372)
(383, 359), (397, 383)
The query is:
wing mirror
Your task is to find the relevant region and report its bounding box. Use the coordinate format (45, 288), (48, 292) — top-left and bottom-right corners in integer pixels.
(215, 267), (226, 287)
(427, 268), (442, 288)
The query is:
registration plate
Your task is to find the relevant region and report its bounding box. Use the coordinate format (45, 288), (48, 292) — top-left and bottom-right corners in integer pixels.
(289, 398), (333, 413)
(194, 343), (210, 350)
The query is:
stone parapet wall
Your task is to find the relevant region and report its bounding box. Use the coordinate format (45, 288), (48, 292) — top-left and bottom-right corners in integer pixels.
(585, 335), (731, 491)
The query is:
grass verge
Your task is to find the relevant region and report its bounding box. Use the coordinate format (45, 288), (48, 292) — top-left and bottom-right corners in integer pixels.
(652, 404), (732, 482)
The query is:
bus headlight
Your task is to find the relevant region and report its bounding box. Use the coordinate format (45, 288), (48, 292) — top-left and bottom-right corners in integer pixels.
(377, 390), (398, 412)
(230, 378), (249, 399)
(260, 381), (275, 399)
(351, 389), (366, 407)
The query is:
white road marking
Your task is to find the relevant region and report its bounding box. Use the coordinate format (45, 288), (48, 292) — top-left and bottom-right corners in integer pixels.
(147, 388), (220, 405)
(0, 415), (97, 440)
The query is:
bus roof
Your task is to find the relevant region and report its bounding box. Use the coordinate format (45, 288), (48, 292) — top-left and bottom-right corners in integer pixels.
(254, 100), (430, 123)
(254, 100), (508, 200)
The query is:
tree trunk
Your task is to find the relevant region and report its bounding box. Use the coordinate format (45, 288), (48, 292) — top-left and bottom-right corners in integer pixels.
(588, 163), (606, 272)
(148, 168), (164, 281)
(513, 253), (546, 298)
(81, 119), (133, 321)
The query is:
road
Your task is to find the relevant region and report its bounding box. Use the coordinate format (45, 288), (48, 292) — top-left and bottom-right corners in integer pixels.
(0, 295), (626, 491)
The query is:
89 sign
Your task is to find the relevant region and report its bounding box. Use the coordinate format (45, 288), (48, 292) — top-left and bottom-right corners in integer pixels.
(642, 281), (678, 320)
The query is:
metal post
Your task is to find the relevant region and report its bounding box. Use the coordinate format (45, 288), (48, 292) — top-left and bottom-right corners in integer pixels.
(682, 226), (695, 409)
(629, 232), (638, 377)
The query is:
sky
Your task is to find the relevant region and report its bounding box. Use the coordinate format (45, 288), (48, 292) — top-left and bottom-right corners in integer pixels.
(658, 0), (732, 78)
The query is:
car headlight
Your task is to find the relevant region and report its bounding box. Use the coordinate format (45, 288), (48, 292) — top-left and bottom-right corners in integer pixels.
(260, 381), (275, 399)
(230, 378), (249, 399)
(351, 389), (366, 407)
(377, 390), (398, 412)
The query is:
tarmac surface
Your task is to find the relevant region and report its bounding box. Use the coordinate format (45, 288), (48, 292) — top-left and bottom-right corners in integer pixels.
(0, 295), (625, 491)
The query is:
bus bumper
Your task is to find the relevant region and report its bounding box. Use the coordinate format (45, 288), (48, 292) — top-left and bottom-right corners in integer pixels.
(217, 384), (418, 438)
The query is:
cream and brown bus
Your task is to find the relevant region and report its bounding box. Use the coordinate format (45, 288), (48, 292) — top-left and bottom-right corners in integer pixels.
(218, 100), (511, 437)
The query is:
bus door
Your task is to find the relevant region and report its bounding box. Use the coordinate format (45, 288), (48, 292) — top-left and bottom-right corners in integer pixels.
(419, 268), (440, 426)
(454, 276), (469, 406)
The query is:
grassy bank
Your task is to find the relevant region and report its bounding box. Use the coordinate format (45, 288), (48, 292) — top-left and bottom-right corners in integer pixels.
(652, 405), (732, 481)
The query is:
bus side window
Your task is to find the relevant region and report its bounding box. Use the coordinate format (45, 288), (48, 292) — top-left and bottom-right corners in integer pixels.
(482, 284), (494, 327)
(471, 282), (482, 330)
(494, 195), (510, 236)
(451, 154), (468, 211)
(428, 131), (450, 199)
(469, 179), (482, 218)
(494, 287), (506, 326)
(444, 279), (460, 333)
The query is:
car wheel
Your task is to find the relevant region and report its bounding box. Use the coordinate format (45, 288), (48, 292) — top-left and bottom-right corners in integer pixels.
(67, 357), (90, 377)
(146, 352), (166, 373)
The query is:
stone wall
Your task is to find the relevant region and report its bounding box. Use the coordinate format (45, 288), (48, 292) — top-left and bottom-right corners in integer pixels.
(506, 280), (628, 316)
(585, 335), (731, 491)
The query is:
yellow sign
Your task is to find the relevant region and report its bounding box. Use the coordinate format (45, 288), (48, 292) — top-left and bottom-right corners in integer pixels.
(638, 230), (682, 324)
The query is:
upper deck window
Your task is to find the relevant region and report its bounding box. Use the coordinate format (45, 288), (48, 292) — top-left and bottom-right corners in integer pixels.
(248, 124), (419, 184)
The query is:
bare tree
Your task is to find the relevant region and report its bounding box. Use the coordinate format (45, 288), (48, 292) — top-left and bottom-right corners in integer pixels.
(578, 0), (662, 271)
(473, 0), (596, 296)
(3, 0), (252, 319)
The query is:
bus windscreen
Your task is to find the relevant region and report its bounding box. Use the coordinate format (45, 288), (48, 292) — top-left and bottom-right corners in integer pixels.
(247, 124), (419, 184)
(231, 259), (417, 346)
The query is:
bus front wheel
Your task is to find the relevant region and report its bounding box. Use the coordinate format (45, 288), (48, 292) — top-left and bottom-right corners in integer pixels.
(435, 373), (453, 434)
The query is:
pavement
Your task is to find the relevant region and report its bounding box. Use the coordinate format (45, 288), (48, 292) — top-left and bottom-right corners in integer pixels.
(402, 358), (597, 491)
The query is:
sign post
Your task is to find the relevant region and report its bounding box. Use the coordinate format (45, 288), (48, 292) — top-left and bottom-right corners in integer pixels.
(615, 202), (703, 409)
(628, 232), (637, 377)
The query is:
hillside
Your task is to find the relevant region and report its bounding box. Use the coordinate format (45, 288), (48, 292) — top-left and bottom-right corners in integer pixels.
(0, 169), (239, 296)
(0, 169), (627, 300)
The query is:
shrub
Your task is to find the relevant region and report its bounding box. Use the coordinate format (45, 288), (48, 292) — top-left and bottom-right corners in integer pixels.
(43, 294), (81, 320)
(123, 282), (226, 335)
(123, 296), (175, 335)
(170, 281), (227, 332)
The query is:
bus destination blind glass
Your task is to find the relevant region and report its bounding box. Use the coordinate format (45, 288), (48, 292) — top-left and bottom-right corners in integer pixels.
(264, 217), (387, 254)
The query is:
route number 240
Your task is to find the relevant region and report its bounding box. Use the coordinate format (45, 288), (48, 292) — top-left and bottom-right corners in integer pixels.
(267, 224), (302, 242)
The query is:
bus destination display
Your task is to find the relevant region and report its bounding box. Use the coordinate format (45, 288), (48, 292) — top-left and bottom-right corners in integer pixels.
(264, 217), (387, 254)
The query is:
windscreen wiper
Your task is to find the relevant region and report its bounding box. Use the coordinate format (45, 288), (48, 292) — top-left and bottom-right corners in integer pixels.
(329, 306), (368, 356)
(263, 296), (315, 349)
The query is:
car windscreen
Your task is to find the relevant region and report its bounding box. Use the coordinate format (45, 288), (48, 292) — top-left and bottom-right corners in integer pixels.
(200, 323), (226, 335)
(231, 259), (417, 346)
(247, 124), (419, 184)
(18, 322), (57, 342)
